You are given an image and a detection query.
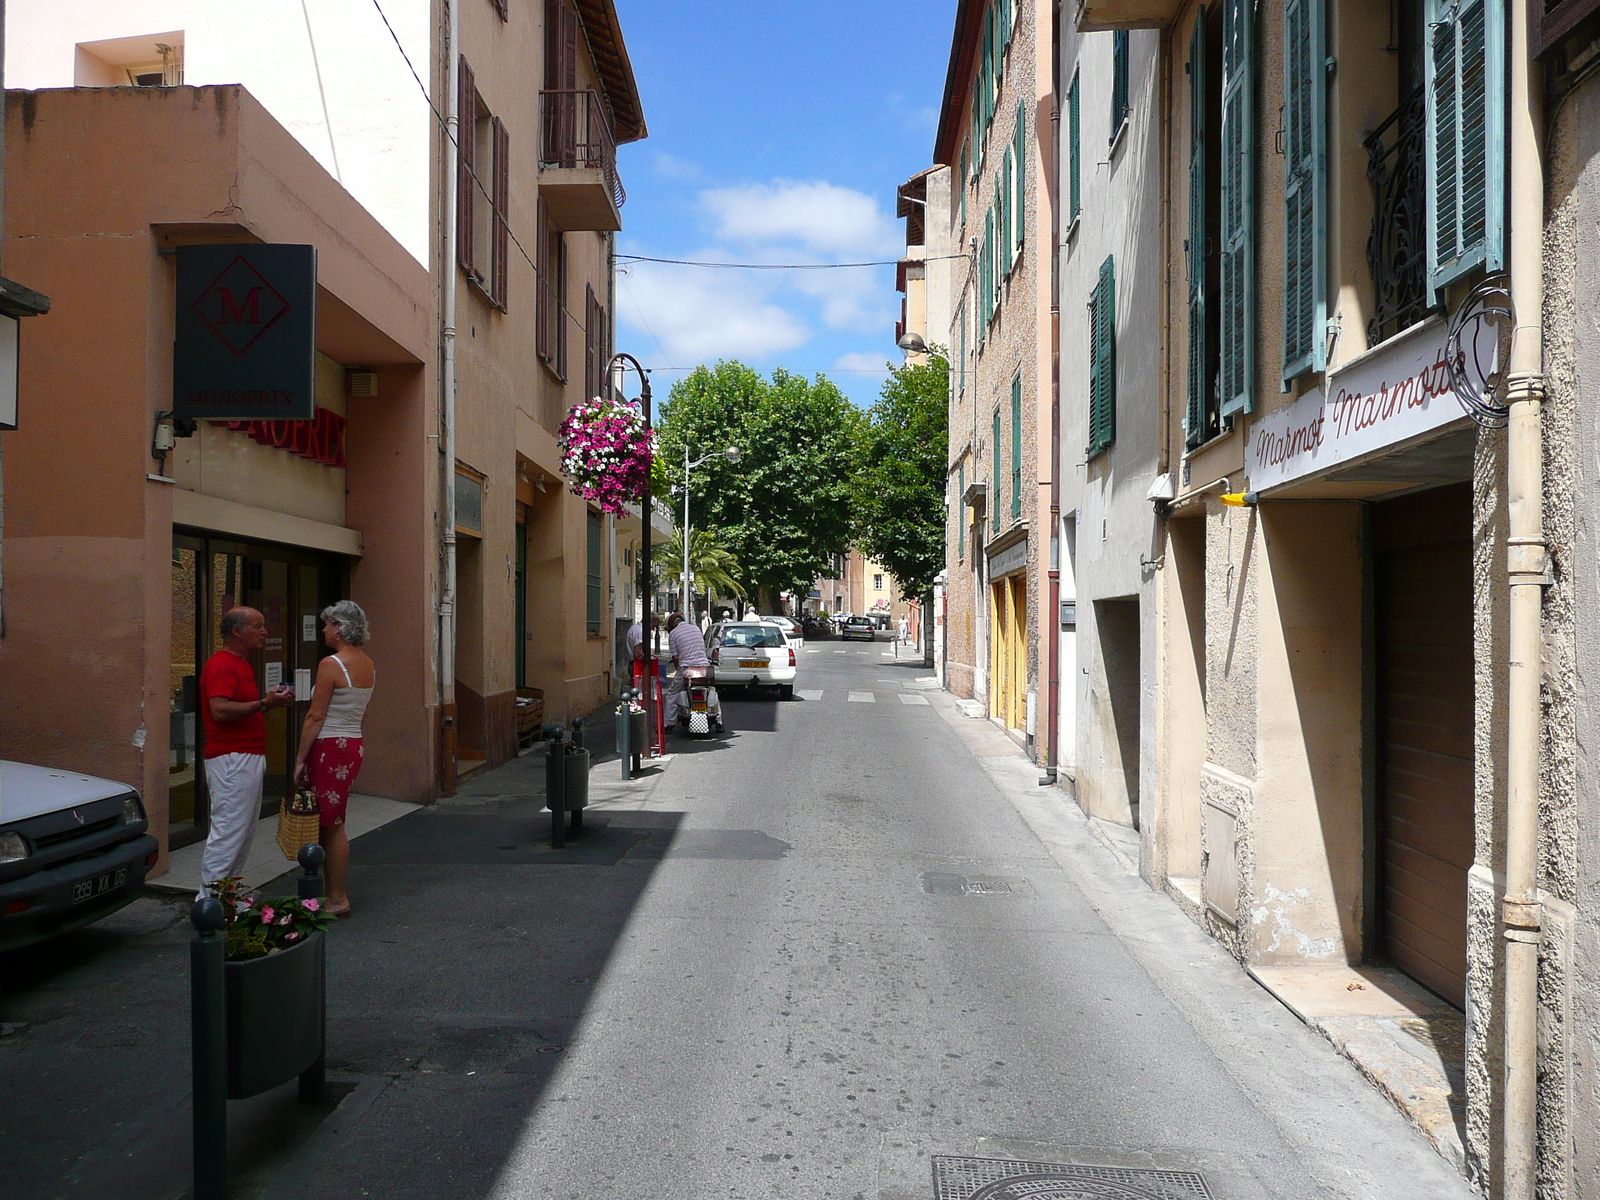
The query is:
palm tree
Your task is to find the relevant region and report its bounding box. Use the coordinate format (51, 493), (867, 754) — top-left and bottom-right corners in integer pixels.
(655, 527), (745, 617)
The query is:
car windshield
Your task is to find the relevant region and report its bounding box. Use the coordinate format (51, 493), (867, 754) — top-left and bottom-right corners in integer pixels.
(720, 626), (786, 648)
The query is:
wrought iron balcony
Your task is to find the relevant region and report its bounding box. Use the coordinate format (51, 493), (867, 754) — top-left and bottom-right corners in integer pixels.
(1364, 87), (1431, 347)
(540, 89), (625, 232)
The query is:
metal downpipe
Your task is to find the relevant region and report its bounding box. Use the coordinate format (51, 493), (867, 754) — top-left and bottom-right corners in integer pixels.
(439, 0), (460, 795)
(1501, 0), (1545, 1192)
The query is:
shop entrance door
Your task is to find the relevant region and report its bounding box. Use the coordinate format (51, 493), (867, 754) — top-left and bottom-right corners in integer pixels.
(1373, 484), (1473, 1008)
(169, 532), (345, 848)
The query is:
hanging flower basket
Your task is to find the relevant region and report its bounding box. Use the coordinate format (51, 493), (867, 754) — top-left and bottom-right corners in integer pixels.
(558, 397), (653, 514)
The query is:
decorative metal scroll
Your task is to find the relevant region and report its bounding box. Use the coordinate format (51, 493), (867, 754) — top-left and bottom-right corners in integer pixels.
(1445, 273), (1514, 428)
(1364, 88), (1432, 347)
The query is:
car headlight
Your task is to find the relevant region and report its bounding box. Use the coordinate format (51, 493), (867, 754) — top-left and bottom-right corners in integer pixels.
(0, 831), (29, 864)
(122, 795), (146, 826)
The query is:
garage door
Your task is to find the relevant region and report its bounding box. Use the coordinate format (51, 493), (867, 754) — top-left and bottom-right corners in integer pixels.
(1373, 483), (1473, 1009)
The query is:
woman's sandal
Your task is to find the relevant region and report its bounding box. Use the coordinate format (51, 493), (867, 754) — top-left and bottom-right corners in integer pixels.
(324, 901), (352, 919)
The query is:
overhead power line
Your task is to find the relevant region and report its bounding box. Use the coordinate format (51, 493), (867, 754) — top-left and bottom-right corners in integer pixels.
(616, 253), (971, 270)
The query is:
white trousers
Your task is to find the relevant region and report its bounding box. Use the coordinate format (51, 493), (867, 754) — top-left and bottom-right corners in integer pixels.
(664, 674), (690, 724)
(200, 752), (267, 895)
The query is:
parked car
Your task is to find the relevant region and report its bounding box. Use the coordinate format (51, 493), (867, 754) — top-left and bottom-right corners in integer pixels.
(0, 761), (159, 953)
(766, 615), (803, 648)
(706, 621), (799, 699)
(841, 616), (875, 642)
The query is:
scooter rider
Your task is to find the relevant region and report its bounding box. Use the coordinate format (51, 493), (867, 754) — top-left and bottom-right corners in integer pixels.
(664, 612), (711, 727)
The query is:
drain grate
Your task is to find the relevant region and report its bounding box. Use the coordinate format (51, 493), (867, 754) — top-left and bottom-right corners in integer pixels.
(933, 1156), (1212, 1200)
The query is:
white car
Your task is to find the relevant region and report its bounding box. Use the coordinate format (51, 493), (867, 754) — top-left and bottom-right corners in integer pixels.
(766, 615), (803, 648)
(706, 621), (798, 699)
(1, 761), (158, 952)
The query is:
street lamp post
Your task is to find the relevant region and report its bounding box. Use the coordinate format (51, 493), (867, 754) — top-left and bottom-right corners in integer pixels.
(681, 444), (741, 625)
(609, 352), (655, 750)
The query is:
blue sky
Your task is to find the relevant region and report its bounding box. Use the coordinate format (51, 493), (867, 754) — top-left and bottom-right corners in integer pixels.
(610, 1), (956, 407)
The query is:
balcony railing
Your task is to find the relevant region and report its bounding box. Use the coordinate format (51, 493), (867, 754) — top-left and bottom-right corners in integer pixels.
(1364, 87), (1430, 347)
(540, 89), (625, 212)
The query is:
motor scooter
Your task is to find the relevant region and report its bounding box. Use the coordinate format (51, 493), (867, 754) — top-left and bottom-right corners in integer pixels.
(677, 664), (723, 735)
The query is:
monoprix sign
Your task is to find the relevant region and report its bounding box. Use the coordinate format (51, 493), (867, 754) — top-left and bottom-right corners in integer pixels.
(174, 244), (317, 421)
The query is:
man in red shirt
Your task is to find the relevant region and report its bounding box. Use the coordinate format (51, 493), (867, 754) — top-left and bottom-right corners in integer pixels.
(198, 606), (294, 893)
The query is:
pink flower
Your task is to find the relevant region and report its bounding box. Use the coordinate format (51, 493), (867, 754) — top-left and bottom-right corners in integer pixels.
(302, 898), (321, 912)
(284, 930), (301, 942)
(259, 906), (275, 922)
(278, 913), (293, 925)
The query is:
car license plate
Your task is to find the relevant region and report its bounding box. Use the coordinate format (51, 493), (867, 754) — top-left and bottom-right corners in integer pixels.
(691, 700), (708, 712)
(738, 659), (764, 669)
(72, 867), (127, 904)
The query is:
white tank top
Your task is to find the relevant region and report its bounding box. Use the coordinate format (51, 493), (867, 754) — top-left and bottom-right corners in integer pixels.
(318, 655), (374, 740)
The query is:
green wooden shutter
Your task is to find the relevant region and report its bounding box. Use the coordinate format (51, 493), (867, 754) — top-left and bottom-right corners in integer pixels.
(1068, 72), (1081, 221)
(1088, 256), (1117, 455)
(958, 463), (966, 558)
(1014, 100), (1027, 256)
(1219, 0), (1255, 418)
(1426, 0), (1505, 292)
(1282, 0), (1326, 381)
(1186, 11), (1211, 450)
(992, 410), (1002, 532)
(1011, 375), (1023, 520)
(1113, 31), (1131, 135)
(1001, 147), (1014, 277)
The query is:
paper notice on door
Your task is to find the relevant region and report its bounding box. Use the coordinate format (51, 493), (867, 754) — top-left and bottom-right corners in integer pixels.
(264, 662), (283, 692)
(295, 668), (312, 701)
(303, 615), (317, 642)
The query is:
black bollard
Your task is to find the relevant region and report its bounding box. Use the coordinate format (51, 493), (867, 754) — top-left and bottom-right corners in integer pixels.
(548, 726), (566, 849)
(190, 897), (227, 1200)
(297, 842), (326, 901)
(571, 715), (585, 751)
(617, 690), (632, 781)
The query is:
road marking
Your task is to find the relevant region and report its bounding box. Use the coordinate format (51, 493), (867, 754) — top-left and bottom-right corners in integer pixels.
(898, 693), (930, 706)
(833, 650), (848, 654)
(847, 691), (876, 703)
(797, 689), (823, 701)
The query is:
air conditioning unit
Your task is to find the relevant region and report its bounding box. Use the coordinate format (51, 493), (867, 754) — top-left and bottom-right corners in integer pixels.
(346, 370), (378, 398)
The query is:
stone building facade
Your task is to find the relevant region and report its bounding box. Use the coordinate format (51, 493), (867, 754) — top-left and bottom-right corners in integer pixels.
(934, 0), (1054, 760)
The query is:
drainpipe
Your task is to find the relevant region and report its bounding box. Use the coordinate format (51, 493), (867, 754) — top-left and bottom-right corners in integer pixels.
(438, 0), (461, 795)
(1500, 0), (1545, 1194)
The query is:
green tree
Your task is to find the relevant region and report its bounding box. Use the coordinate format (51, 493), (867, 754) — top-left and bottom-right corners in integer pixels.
(851, 351), (950, 599)
(658, 361), (863, 609)
(656, 527), (746, 602)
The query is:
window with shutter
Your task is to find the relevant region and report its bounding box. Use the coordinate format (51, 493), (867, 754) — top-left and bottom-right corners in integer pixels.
(1425, 0), (1505, 293)
(992, 410), (1003, 532)
(1186, 9), (1218, 450)
(491, 116), (510, 310)
(993, 178), (1005, 305)
(1011, 375), (1023, 521)
(1088, 256), (1117, 456)
(1112, 31), (1131, 139)
(1219, 0), (1255, 418)
(457, 57), (476, 276)
(1013, 100), (1027, 260)
(1068, 72), (1081, 222)
(1000, 0), (1012, 50)
(586, 510), (603, 634)
(536, 198), (551, 362)
(959, 463), (966, 559)
(1282, 0), (1326, 381)
(960, 144), (969, 231)
(1001, 147), (1014, 278)
(584, 284), (598, 398)
(958, 301), (968, 393)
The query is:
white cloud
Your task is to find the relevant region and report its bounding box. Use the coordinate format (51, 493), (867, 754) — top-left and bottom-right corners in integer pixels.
(617, 261), (808, 365)
(832, 351), (894, 373)
(652, 152), (701, 180)
(701, 180), (900, 258)
(793, 266), (895, 333)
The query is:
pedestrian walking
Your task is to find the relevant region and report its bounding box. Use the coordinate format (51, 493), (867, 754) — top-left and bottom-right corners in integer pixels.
(898, 615), (909, 644)
(292, 601), (375, 918)
(198, 607), (295, 896)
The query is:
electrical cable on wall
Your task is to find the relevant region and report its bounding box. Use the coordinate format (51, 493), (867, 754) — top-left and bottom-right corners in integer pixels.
(1445, 273), (1514, 429)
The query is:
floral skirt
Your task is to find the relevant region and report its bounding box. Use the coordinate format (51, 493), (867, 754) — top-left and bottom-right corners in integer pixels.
(307, 736), (364, 828)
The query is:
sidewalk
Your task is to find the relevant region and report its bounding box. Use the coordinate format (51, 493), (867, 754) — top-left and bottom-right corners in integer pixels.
(929, 687), (1472, 1186)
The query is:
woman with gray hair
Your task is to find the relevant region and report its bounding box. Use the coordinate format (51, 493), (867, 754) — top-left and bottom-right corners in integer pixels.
(293, 600), (375, 917)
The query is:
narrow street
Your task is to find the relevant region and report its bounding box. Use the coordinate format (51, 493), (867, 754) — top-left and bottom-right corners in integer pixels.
(2, 642), (1474, 1199)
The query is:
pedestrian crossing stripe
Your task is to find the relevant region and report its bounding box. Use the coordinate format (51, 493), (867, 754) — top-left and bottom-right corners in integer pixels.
(847, 692), (876, 703)
(898, 693), (930, 705)
(797, 689), (823, 701)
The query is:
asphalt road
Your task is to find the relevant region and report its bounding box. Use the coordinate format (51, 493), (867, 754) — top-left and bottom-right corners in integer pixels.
(0, 638), (1476, 1199)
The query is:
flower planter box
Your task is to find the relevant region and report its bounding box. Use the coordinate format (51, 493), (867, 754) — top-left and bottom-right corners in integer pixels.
(544, 746), (590, 812)
(225, 930), (325, 1099)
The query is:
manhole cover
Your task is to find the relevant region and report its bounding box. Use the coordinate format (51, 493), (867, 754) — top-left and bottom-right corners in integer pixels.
(933, 1156), (1212, 1200)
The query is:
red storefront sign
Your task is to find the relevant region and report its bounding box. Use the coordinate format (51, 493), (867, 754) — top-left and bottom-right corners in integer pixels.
(212, 405), (346, 468)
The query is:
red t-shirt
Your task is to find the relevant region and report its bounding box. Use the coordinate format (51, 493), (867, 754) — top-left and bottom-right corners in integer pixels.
(200, 650), (267, 758)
